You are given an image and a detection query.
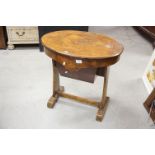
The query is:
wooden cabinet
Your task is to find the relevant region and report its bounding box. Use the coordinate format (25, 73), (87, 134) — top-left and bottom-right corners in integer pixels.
(0, 26), (6, 49)
(6, 26), (39, 49)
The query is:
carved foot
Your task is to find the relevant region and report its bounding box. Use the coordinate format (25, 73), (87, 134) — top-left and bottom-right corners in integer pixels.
(47, 86), (65, 108)
(96, 97), (110, 122)
(8, 44), (15, 50)
(47, 96), (58, 108)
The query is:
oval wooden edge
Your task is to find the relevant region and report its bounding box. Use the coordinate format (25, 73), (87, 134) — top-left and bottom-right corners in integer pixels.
(44, 47), (121, 71)
(41, 30), (124, 60)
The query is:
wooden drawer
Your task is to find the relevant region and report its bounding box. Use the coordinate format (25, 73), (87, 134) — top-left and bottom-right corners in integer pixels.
(7, 26), (39, 42)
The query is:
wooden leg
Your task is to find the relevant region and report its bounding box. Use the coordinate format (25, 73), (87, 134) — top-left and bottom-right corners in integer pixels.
(47, 60), (64, 108)
(47, 95), (58, 108)
(8, 43), (15, 50)
(47, 62), (110, 122)
(96, 67), (110, 122)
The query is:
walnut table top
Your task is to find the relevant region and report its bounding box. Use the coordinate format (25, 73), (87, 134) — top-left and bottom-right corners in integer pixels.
(42, 30), (123, 71)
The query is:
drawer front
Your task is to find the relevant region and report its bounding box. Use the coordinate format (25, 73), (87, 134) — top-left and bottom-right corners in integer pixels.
(7, 27), (39, 42)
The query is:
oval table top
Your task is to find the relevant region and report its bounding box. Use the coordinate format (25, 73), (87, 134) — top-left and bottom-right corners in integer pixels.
(42, 30), (123, 59)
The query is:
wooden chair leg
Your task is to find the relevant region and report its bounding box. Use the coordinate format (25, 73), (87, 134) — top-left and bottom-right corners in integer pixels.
(96, 67), (110, 122)
(47, 60), (62, 108)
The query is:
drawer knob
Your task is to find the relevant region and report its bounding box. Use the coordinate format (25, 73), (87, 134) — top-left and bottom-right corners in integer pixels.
(16, 31), (25, 36)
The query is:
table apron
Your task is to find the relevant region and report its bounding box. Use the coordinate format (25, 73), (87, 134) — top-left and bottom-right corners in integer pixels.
(44, 48), (120, 71)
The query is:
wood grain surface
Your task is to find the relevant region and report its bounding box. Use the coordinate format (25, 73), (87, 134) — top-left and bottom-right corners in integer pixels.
(42, 30), (123, 59)
(0, 26), (6, 49)
(42, 30), (124, 121)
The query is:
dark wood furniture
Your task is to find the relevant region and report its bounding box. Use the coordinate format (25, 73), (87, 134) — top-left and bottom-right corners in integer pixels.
(0, 26), (7, 49)
(137, 26), (155, 47)
(139, 26), (155, 39)
(144, 88), (155, 123)
(42, 30), (123, 122)
(138, 26), (155, 123)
